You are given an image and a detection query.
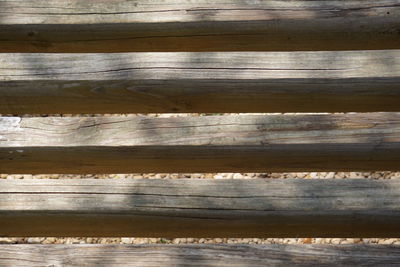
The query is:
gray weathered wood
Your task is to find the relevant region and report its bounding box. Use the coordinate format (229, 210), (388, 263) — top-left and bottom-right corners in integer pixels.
(1, 113), (400, 173)
(0, 244), (399, 266)
(0, 0), (399, 52)
(1, 179), (400, 237)
(1, 51), (400, 113)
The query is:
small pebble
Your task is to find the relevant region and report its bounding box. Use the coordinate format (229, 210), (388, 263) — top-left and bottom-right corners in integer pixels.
(233, 173), (243, 179)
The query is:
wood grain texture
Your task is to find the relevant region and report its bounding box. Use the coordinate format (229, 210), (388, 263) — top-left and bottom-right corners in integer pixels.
(0, 244), (399, 266)
(1, 51), (400, 113)
(0, 0), (399, 52)
(1, 113), (400, 173)
(1, 179), (400, 237)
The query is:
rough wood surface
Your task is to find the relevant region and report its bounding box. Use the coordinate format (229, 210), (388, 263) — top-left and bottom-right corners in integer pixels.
(1, 51), (400, 113)
(1, 113), (400, 173)
(0, 0), (399, 52)
(1, 179), (400, 237)
(0, 244), (399, 266)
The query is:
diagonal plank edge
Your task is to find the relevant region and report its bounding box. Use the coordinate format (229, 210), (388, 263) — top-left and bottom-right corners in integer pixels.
(0, 0), (399, 52)
(1, 51), (400, 113)
(1, 179), (400, 237)
(1, 113), (400, 173)
(0, 244), (399, 266)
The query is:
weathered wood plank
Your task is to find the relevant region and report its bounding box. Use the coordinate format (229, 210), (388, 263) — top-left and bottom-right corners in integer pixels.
(0, 0), (399, 52)
(1, 179), (400, 237)
(0, 244), (399, 266)
(1, 113), (400, 173)
(1, 51), (400, 113)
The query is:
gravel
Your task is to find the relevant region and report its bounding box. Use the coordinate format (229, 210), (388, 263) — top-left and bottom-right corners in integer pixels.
(2, 172), (400, 180)
(1, 237), (400, 245)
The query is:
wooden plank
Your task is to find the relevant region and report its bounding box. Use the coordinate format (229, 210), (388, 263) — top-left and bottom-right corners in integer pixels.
(1, 113), (400, 173)
(1, 51), (400, 114)
(0, 244), (399, 266)
(0, 0), (399, 52)
(1, 178), (400, 237)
